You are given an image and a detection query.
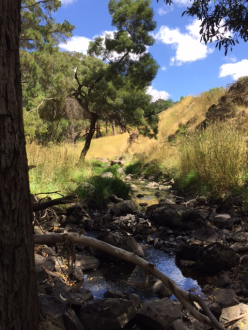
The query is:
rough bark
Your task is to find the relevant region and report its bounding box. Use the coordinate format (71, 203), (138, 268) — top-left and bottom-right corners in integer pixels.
(0, 1), (39, 329)
(79, 112), (98, 161)
(34, 233), (225, 330)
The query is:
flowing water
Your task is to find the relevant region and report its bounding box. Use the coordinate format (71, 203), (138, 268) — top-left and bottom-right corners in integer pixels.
(82, 179), (202, 300)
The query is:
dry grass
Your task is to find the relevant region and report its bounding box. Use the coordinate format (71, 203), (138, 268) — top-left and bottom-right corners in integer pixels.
(178, 121), (248, 194)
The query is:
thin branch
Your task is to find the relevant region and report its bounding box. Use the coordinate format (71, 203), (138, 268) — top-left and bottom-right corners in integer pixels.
(32, 194), (77, 212)
(34, 191), (63, 197)
(223, 312), (248, 326)
(26, 98), (57, 114)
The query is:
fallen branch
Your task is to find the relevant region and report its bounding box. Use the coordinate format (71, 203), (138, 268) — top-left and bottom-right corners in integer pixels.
(32, 194), (77, 212)
(222, 312), (248, 326)
(34, 233), (225, 330)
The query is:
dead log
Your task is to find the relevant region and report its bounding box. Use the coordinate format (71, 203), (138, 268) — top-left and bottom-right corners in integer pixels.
(34, 233), (225, 330)
(32, 194), (77, 212)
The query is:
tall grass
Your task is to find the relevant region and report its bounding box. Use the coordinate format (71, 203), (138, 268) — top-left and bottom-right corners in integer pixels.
(177, 122), (248, 195)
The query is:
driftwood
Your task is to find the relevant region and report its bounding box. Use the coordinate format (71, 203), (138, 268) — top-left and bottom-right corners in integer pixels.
(34, 233), (225, 330)
(32, 194), (77, 212)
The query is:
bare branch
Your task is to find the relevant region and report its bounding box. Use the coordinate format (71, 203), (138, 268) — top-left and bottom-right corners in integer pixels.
(32, 194), (77, 212)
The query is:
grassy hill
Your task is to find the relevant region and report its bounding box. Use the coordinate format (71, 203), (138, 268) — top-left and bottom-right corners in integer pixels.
(27, 77), (248, 205)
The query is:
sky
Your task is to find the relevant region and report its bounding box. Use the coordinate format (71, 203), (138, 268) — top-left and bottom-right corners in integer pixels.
(55, 0), (248, 102)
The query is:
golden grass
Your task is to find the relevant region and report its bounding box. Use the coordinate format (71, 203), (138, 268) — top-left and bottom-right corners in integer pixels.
(178, 121), (248, 193)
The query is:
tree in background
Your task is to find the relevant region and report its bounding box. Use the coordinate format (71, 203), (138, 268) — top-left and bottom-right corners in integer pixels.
(0, 1), (39, 328)
(21, 0), (74, 141)
(70, 0), (159, 161)
(153, 98), (174, 114)
(158, 0), (248, 54)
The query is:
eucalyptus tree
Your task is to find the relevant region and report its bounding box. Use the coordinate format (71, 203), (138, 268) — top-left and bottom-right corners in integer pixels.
(69, 0), (160, 160)
(20, 0), (75, 140)
(0, 1), (39, 328)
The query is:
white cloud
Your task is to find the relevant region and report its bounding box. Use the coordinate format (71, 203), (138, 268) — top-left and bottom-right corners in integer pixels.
(59, 36), (92, 54)
(161, 66), (167, 71)
(224, 55), (237, 63)
(157, 6), (174, 16)
(61, 0), (77, 5)
(147, 86), (170, 102)
(219, 59), (248, 80)
(155, 19), (214, 65)
(173, 0), (192, 6)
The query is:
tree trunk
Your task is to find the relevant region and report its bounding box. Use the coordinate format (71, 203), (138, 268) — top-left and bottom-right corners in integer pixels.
(67, 119), (74, 143)
(112, 119), (116, 135)
(0, 1), (39, 329)
(79, 112), (98, 161)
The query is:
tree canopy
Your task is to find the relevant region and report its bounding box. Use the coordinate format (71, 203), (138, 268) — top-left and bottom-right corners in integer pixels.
(67, 0), (160, 160)
(158, 0), (248, 54)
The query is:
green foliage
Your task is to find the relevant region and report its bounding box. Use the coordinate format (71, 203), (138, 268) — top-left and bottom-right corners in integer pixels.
(125, 161), (144, 175)
(21, 0), (74, 51)
(153, 98), (174, 114)
(75, 175), (131, 209)
(125, 159), (166, 180)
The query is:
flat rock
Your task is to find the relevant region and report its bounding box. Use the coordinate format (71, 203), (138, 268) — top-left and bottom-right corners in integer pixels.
(220, 303), (248, 324)
(135, 298), (181, 330)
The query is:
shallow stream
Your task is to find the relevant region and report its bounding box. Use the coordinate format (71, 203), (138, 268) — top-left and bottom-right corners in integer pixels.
(82, 179), (202, 300)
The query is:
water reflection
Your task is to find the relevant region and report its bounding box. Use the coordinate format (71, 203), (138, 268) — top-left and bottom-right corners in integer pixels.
(82, 246), (200, 300)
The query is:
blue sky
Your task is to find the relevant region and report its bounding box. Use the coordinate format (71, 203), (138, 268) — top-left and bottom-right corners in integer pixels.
(56, 0), (248, 102)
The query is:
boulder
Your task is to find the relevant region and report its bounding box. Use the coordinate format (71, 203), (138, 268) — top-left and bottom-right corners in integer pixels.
(212, 289), (239, 308)
(79, 298), (136, 330)
(175, 244), (199, 261)
(192, 228), (220, 243)
(75, 255), (100, 271)
(213, 214), (230, 228)
(110, 200), (137, 216)
(53, 278), (93, 310)
(217, 274), (232, 288)
(196, 242), (239, 273)
(35, 253), (56, 283)
(63, 309), (85, 330)
(146, 205), (182, 228)
(135, 298), (181, 330)
(153, 280), (172, 298)
(181, 207), (210, 222)
(69, 267), (84, 282)
(93, 230), (144, 262)
(39, 295), (68, 318)
(112, 214), (137, 233)
(230, 242), (248, 253)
